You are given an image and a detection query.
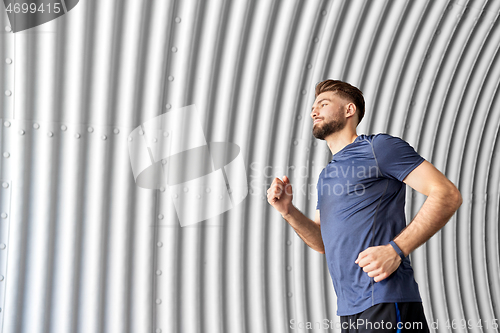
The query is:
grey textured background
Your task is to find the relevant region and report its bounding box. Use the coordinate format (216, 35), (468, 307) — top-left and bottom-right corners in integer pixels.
(0, 0), (500, 332)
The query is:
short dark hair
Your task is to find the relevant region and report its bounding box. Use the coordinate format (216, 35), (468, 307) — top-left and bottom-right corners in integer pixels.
(315, 80), (365, 125)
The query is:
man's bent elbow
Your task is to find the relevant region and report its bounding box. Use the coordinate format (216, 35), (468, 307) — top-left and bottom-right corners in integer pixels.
(451, 187), (463, 211)
(438, 182), (462, 212)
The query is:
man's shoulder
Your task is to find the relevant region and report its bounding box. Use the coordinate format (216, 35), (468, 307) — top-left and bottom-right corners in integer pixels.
(361, 133), (408, 149)
(361, 133), (402, 141)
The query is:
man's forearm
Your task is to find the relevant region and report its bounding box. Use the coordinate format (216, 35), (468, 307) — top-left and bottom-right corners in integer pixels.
(282, 205), (325, 253)
(394, 186), (462, 257)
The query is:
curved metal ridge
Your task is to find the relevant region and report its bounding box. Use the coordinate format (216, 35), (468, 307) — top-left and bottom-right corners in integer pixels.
(0, 0), (499, 332)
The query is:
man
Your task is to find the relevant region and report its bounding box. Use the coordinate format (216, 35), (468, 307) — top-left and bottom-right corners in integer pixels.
(267, 80), (462, 332)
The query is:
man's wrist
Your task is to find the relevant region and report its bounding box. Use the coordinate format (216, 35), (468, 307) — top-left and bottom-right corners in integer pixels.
(281, 204), (295, 220)
(389, 240), (406, 260)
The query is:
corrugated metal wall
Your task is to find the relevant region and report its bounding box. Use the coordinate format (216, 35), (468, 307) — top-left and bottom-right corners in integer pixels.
(0, 0), (499, 332)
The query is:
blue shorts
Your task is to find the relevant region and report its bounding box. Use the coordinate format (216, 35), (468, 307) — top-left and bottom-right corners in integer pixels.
(340, 302), (429, 332)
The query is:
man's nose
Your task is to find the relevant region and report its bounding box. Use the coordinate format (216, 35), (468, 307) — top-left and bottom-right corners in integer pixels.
(311, 107), (318, 118)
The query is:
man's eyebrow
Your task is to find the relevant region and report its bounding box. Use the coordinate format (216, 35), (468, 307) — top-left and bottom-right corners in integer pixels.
(311, 98), (331, 111)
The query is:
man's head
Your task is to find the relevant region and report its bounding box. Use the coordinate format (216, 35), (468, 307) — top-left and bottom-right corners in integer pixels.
(311, 80), (365, 140)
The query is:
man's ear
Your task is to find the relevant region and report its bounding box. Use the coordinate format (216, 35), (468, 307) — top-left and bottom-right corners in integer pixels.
(345, 103), (357, 118)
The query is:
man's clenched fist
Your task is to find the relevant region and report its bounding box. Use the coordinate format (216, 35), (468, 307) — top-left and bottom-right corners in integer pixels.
(267, 176), (293, 216)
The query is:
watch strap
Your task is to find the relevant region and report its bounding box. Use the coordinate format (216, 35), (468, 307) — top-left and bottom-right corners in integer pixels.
(389, 240), (405, 260)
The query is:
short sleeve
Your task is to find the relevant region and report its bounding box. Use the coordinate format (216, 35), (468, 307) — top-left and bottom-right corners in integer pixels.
(316, 169), (325, 209)
(372, 134), (425, 182)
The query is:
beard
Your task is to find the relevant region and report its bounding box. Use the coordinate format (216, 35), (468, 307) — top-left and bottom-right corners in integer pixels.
(312, 117), (346, 140)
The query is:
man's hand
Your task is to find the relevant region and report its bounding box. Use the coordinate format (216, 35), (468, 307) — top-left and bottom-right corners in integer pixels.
(267, 176), (293, 216)
(355, 245), (401, 282)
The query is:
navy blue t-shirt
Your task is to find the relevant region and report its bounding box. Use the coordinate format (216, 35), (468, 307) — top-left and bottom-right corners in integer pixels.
(316, 133), (425, 316)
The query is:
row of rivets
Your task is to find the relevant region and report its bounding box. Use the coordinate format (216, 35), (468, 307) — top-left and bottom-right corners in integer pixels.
(2, 23), (12, 297)
(155, 17), (182, 333)
(4, 121), (121, 138)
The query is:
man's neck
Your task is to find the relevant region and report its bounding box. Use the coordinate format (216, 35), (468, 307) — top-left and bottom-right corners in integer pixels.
(325, 129), (358, 156)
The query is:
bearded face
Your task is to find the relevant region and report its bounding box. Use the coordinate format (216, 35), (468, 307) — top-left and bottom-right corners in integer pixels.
(312, 112), (347, 140)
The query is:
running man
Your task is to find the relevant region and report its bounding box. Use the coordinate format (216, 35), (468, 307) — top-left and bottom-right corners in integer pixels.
(267, 80), (462, 332)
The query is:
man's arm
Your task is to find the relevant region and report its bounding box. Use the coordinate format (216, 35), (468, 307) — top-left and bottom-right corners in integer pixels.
(267, 176), (325, 253)
(355, 160), (462, 282)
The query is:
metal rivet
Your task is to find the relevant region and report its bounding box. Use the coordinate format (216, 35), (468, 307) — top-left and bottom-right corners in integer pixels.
(5, 26), (11, 32)
(287, 266), (292, 271)
(5, 90), (12, 96)
(175, 17), (181, 23)
(33, 123), (40, 129)
(158, 214), (164, 220)
(160, 187), (165, 192)
(5, 58), (12, 64)
(163, 131), (169, 137)
(153, 138), (157, 143)
(261, 195), (266, 200)
(288, 292), (293, 297)
(156, 270), (162, 275)
(321, 10), (327, 16)
(156, 329), (162, 333)
(157, 242), (163, 247)
(128, 137), (133, 142)
(220, 195), (224, 200)
(161, 159), (167, 165)
(173, 194), (178, 199)
(168, 76), (174, 82)
(293, 140), (298, 146)
(314, 37), (319, 43)
(61, 125), (67, 131)
(171, 47), (178, 53)
(88, 127), (94, 133)
(1, 213), (7, 219)
(307, 64), (312, 69)
(297, 115), (302, 120)
(301, 90), (306, 95)
(287, 240), (292, 246)
(205, 188), (211, 193)
(2, 182), (8, 188)
(196, 194), (201, 199)
(139, 130), (144, 135)
(3, 152), (10, 158)
(47, 132), (53, 137)
(75, 133), (81, 139)
(0, 244), (5, 250)
(183, 187), (189, 193)
(113, 128), (120, 134)
(102, 135), (107, 140)
(19, 130), (25, 135)
(166, 104), (172, 109)
(156, 299), (162, 304)
(4, 121), (10, 127)
(0, 275), (3, 281)
(313, 142), (317, 146)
